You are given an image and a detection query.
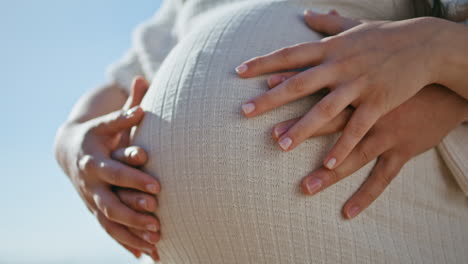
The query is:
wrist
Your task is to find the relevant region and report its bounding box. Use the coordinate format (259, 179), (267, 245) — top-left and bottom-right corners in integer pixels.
(53, 122), (83, 177)
(432, 19), (468, 99)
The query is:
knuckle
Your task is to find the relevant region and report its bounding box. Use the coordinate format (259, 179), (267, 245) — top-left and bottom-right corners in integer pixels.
(378, 172), (394, 187)
(116, 189), (130, 202)
(347, 122), (367, 139)
(316, 100), (337, 119)
(78, 155), (97, 173)
(360, 189), (379, 204)
(276, 47), (294, 64)
(333, 59), (353, 76)
(358, 148), (372, 164)
(377, 155), (401, 187)
(326, 169), (340, 183)
(287, 76), (307, 94)
(248, 56), (264, 68)
(108, 166), (124, 184)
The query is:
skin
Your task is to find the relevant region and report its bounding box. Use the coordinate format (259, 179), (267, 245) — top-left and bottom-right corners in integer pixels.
(269, 76), (468, 218)
(55, 8), (468, 260)
(236, 11), (468, 218)
(54, 77), (161, 261)
(236, 10), (468, 171)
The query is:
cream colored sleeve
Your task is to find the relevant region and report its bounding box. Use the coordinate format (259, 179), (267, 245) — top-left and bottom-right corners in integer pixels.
(106, 0), (182, 92)
(437, 124), (468, 196)
(436, 1), (468, 196)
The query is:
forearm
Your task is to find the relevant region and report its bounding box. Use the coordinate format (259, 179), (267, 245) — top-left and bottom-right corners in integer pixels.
(54, 83), (128, 176)
(433, 18), (468, 100)
(66, 83), (128, 124)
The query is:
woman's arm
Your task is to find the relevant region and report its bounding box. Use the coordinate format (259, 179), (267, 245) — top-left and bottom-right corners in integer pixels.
(54, 79), (161, 260)
(434, 18), (468, 100)
(64, 83), (127, 124)
(55, 83), (127, 177)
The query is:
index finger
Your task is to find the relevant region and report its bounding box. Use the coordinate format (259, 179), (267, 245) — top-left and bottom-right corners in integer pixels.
(301, 132), (388, 196)
(82, 156), (160, 194)
(235, 42), (326, 78)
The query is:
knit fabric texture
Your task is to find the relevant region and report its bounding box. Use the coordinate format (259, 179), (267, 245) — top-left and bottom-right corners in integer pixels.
(107, 0), (468, 263)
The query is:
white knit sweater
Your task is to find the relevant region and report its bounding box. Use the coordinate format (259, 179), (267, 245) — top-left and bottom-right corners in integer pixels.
(108, 0), (468, 263)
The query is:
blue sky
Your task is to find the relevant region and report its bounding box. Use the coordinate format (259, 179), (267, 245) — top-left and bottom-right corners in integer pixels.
(0, 0), (162, 263)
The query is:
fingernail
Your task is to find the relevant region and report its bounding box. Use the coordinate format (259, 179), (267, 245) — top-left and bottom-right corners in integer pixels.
(143, 248), (154, 255)
(241, 103), (255, 115)
(125, 106), (139, 118)
(146, 224), (158, 232)
(304, 9), (315, 16)
(138, 198), (148, 210)
(278, 137), (292, 151)
(235, 64), (248, 74)
(306, 178), (322, 194)
(273, 125), (289, 138)
(143, 233), (153, 244)
(348, 205), (361, 218)
(325, 157), (337, 169)
(130, 147), (139, 157)
(146, 184), (158, 193)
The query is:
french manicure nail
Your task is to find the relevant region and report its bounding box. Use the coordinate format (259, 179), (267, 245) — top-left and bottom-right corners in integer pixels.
(306, 178), (322, 194)
(241, 103), (255, 115)
(325, 157), (336, 169)
(125, 106), (139, 118)
(235, 64), (248, 74)
(146, 184), (158, 193)
(278, 137), (292, 151)
(146, 224), (158, 232)
(348, 205), (361, 218)
(304, 9), (315, 16)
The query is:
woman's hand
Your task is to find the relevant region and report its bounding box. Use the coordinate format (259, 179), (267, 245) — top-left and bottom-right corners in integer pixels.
(111, 145), (161, 261)
(54, 77), (161, 260)
(268, 75), (468, 218)
(236, 10), (447, 170)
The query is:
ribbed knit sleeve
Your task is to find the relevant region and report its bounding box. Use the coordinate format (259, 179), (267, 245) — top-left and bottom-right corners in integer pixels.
(106, 0), (182, 92)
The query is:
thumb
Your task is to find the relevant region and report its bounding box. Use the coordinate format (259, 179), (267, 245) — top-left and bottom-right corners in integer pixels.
(303, 9), (361, 35)
(92, 106), (145, 136)
(123, 76), (150, 110)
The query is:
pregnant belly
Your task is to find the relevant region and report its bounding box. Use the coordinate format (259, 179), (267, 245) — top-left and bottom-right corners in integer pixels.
(131, 1), (468, 263)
